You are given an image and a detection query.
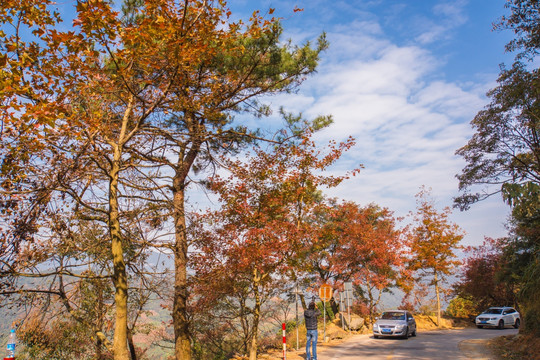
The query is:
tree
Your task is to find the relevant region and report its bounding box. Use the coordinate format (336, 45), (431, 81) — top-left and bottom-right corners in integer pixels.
(1, 0), (188, 357)
(501, 182), (540, 335)
(409, 187), (464, 326)
(496, 0), (540, 59)
(455, 62), (540, 210)
(1, 1), (329, 359)
(190, 130), (356, 359)
(14, 276), (114, 360)
(456, 0), (540, 337)
(108, 5), (329, 359)
(453, 238), (519, 313)
(444, 296), (475, 319)
(342, 204), (405, 324)
(306, 201), (406, 320)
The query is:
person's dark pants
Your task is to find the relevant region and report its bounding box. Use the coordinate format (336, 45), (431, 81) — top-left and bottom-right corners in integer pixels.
(306, 329), (318, 360)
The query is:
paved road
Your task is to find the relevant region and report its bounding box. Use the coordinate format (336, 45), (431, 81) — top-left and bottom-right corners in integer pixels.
(318, 327), (518, 360)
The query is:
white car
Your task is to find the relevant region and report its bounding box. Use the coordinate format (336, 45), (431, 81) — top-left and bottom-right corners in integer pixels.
(475, 307), (520, 329)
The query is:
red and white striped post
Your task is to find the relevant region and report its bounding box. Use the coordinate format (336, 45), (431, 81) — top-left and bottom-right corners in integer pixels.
(282, 322), (287, 360)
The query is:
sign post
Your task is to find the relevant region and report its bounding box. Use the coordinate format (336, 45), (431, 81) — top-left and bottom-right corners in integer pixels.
(339, 291), (345, 330)
(295, 284), (299, 351)
(318, 284), (333, 342)
(344, 282), (353, 331)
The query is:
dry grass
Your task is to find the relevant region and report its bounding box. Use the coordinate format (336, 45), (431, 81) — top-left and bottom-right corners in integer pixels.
(490, 333), (540, 360)
(414, 314), (474, 330)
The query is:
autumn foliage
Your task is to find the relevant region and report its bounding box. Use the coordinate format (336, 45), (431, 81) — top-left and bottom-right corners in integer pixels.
(407, 187), (464, 326)
(189, 131), (358, 359)
(1, 0), (329, 359)
(0, 0), (499, 359)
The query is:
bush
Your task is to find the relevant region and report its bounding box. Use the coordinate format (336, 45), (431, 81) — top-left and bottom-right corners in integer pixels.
(317, 302), (335, 321)
(445, 296), (476, 319)
(523, 306), (540, 337)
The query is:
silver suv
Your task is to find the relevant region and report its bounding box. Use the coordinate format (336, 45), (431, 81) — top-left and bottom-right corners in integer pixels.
(475, 307), (520, 329)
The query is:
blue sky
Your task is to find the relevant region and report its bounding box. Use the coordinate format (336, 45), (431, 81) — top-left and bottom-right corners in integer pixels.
(42, 0), (515, 247)
(227, 0), (516, 246)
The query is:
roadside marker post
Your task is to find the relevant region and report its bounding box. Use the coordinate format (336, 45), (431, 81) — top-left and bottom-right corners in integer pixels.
(282, 322), (286, 360)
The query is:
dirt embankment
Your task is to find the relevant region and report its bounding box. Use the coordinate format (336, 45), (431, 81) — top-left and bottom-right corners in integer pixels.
(414, 314), (474, 330)
(490, 333), (540, 360)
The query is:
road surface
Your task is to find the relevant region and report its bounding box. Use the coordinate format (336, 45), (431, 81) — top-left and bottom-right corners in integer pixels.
(315, 327), (518, 360)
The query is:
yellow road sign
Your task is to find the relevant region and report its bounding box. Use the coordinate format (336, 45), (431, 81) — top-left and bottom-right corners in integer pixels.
(319, 284), (333, 302)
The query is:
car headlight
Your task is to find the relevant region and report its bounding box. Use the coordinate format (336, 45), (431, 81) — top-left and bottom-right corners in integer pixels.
(395, 324), (406, 330)
(373, 324), (379, 329)
(490, 317), (498, 320)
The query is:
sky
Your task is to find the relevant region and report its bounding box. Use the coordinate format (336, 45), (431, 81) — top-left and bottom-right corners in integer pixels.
(45, 0), (515, 248)
(223, 0), (517, 248)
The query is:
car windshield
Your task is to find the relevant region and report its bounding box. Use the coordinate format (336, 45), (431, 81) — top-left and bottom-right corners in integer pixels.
(381, 312), (405, 320)
(482, 308), (503, 314)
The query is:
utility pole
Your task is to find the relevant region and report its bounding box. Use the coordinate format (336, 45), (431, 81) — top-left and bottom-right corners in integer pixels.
(295, 283), (299, 351)
(340, 291), (345, 330)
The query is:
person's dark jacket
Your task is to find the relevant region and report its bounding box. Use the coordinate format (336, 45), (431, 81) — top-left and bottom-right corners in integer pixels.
(304, 308), (319, 330)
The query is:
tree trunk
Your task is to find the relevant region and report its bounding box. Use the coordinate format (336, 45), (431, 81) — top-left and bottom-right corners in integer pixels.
(108, 98), (135, 360)
(299, 293), (307, 311)
(171, 114), (203, 360)
(173, 183), (191, 360)
(239, 296), (250, 354)
(95, 283), (107, 360)
(248, 269), (262, 360)
(330, 296), (339, 315)
(127, 327), (137, 360)
(96, 337), (104, 360)
(434, 271), (441, 327)
(110, 158), (130, 360)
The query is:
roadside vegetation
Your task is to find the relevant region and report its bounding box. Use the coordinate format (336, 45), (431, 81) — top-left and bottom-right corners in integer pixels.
(452, 0), (540, 358)
(0, 0), (538, 359)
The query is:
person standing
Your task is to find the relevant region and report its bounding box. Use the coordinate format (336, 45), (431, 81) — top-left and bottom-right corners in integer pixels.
(304, 301), (319, 360)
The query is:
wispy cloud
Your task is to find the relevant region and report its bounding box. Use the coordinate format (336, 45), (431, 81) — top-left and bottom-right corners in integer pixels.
(229, 0), (510, 245)
(415, 0), (469, 44)
(267, 7), (509, 244)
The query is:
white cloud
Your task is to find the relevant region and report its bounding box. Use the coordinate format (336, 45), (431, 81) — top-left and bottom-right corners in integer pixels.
(270, 14), (510, 245)
(415, 0), (468, 45)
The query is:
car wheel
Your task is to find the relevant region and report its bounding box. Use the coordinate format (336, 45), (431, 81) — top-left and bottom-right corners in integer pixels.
(412, 329), (417, 337)
(476, 325), (483, 329)
(498, 320), (505, 329)
(514, 319), (520, 329)
(374, 335), (379, 339)
(402, 327), (409, 339)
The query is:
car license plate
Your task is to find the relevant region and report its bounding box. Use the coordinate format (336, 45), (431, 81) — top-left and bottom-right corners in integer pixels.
(382, 329), (391, 333)
(481, 321), (487, 324)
